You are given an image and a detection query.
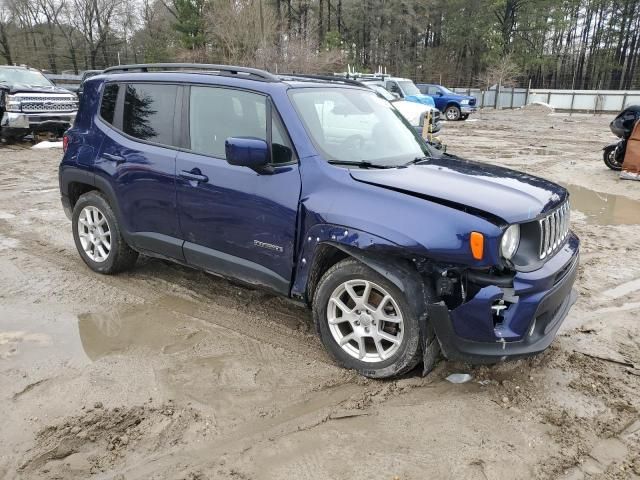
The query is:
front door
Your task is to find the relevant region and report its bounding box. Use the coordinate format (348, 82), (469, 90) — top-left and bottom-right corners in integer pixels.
(176, 85), (301, 294)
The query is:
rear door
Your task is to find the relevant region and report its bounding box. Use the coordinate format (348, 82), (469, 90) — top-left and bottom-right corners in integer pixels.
(95, 82), (183, 259)
(176, 85), (301, 294)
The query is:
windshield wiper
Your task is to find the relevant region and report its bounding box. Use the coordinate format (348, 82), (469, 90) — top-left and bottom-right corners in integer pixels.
(327, 160), (395, 169)
(403, 156), (431, 166)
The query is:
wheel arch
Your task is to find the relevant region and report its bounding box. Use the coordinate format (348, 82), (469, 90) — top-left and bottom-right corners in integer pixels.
(294, 225), (431, 312)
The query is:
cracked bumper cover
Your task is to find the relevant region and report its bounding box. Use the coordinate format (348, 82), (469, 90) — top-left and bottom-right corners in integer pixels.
(429, 233), (579, 364)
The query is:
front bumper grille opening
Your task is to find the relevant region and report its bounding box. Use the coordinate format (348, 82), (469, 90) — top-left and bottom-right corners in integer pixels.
(538, 201), (570, 259)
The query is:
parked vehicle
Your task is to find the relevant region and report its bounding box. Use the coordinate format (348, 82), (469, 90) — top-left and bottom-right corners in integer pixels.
(357, 82), (441, 135)
(603, 105), (640, 171)
(0, 65), (78, 142)
(417, 83), (477, 121)
(59, 63), (579, 378)
(77, 70), (103, 99)
(333, 72), (441, 136)
(360, 76), (437, 108)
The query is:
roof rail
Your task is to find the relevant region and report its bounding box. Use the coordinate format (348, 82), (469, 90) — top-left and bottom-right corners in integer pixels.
(102, 63), (279, 82)
(279, 73), (364, 87)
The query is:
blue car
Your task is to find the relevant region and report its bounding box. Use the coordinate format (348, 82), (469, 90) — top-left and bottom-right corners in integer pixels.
(59, 63), (579, 378)
(417, 83), (477, 121)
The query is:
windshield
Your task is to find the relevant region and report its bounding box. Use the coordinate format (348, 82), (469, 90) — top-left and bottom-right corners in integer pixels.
(289, 87), (431, 167)
(368, 84), (395, 101)
(397, 81), (421, 96)
(439, 85), (454, 95)
(0, 68), (53, 87)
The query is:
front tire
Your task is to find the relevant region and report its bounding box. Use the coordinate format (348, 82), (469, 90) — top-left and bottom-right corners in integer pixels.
(313, 258), (425, 378)
(72, 191), (138, 274)
(603, 145), (623, 171)
(445, 105), (461, 121)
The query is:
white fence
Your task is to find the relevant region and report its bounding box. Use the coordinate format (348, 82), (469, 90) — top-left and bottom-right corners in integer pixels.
(450, 86), (640, 112)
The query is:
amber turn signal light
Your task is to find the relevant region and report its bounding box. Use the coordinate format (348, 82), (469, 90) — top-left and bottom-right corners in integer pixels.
(470, 232), (484, 260)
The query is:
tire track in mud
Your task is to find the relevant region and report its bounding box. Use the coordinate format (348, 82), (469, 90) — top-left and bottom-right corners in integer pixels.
(96, 382), (366, 480)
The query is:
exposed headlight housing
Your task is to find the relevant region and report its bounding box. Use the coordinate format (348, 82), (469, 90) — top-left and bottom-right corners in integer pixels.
(460, 99), (470, 105)
(5, 94), (21, 112)
(500, 224), (520, 260)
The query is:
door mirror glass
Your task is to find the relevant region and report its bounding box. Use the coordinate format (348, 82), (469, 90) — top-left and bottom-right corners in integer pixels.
(225, 137), (270, 169)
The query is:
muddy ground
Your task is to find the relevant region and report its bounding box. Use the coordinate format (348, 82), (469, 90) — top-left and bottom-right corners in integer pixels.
(1, 109), (639, 480)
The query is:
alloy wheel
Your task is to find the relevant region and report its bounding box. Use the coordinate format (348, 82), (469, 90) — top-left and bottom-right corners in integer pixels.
(327, 279), (404, 362)
(77, 206), (112, 263)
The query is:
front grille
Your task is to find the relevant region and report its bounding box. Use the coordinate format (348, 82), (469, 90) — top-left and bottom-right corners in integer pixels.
(14, 93), (77, 113)
(538, 201), (570, 259)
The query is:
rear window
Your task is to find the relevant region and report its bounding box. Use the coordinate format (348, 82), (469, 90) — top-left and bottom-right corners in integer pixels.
(122, 83), (177, 145)
(100, 84), (118, 125)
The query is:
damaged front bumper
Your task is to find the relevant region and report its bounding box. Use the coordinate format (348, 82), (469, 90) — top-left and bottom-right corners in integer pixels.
(429, 232), (579, 364)
(1, 111), (76, 136)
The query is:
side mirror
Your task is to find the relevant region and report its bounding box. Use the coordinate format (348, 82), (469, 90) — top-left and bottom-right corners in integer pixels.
(391, 92), (401, 100)
(436, 91), (444, 97)
(225, 137), (270, 170)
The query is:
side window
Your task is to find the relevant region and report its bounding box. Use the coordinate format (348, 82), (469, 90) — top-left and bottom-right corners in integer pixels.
(427, 86), (438, 95)
(387, 81), (401, 94)
(189, 86), (266, 158)
(122, 83), (177, 145)
(272, 111), (296, 164)
(100, 83), (118, 125)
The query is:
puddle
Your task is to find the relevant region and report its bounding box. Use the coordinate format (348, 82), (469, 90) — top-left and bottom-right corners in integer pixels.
(78, 300), (205, 361)
(564, 183), (640, 225)
(0, 306), (89, 368)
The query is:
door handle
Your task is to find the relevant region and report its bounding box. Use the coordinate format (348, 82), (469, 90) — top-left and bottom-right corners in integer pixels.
(103, 152), (126, 164)
(179, 170), (209, 183)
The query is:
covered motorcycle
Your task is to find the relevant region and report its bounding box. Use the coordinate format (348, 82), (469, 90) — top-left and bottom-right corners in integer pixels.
(603, 105), (640, 171)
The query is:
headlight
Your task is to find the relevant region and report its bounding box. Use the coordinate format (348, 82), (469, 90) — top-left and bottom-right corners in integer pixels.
(500, 224), (520, 260)
(5, 94), (21, 112)
(460, 99), (470, 105)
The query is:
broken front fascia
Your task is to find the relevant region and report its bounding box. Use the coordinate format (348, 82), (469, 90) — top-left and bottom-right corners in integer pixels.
(423, 232), (579, 363)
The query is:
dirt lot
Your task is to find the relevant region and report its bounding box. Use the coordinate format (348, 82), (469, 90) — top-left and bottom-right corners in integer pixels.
(1, 109), (639, 480)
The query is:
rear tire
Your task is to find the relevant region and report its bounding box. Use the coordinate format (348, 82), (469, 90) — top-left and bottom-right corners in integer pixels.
(603, 145), (623, 171)
(72, 191), (138, 274)
(313, 258), (430, 378)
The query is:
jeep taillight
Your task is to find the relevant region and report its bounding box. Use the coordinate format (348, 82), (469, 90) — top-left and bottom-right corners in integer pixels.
(63, 134), (69, 153)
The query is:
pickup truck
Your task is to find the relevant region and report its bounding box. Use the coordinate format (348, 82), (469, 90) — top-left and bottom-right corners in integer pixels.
(0, 65), (78, 142)
(417, 84), (477, 121)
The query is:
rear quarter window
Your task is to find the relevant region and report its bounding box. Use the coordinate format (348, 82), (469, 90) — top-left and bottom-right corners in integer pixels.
(99, 83), (119, 125)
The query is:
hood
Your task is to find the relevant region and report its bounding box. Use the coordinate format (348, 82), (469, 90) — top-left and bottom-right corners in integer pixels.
(393, 100), (436, 126)
(404, 94), (436, 108)
(0, 82), (74, 95)
(349, 156), (567, 224)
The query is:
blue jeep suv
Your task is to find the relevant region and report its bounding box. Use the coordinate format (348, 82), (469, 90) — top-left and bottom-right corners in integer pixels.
(59, 63), (579, 378)
(417, 84), (477, 121)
